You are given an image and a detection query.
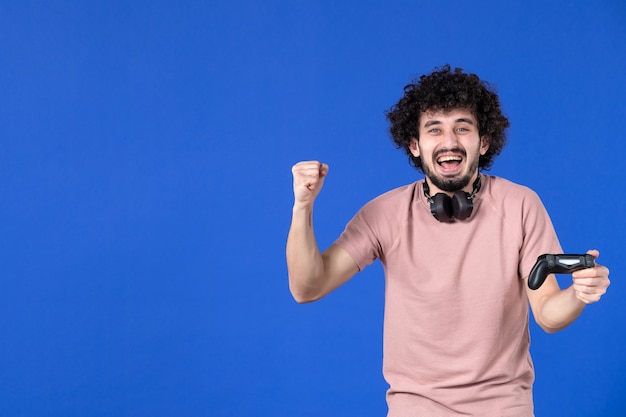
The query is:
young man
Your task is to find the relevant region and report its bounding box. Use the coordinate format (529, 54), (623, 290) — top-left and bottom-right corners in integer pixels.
(286, 65), (610, 416)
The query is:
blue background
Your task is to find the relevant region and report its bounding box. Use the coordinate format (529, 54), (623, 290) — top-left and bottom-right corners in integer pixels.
(1, 1), (625, 416)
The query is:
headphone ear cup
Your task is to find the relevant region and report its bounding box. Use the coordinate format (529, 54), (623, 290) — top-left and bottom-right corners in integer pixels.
(431, 193), (453, 222)
(451, 191), (473, 220)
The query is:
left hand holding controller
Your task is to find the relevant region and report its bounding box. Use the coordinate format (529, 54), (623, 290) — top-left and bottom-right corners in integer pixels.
(572, 250), (610, 304)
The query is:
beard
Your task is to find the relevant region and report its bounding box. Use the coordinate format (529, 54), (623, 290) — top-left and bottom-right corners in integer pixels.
(422, 147), (480, 192)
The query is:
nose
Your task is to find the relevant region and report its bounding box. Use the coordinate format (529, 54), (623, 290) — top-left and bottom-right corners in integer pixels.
(441, 129), (460, 148)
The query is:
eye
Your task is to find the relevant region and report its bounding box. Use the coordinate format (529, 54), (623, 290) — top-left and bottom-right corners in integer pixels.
(428, 128), (441, 134)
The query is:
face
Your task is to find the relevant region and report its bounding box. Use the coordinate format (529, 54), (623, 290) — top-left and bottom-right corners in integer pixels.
(410, 109), (489, 194)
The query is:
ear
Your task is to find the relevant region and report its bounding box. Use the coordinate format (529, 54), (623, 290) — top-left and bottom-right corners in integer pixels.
(409, 137), (420, 157)
(479, 135), (490, 155)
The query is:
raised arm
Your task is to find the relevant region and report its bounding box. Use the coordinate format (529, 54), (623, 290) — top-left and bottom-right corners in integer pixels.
(526, 249), (610, 333)
(286, 161), (359, 303)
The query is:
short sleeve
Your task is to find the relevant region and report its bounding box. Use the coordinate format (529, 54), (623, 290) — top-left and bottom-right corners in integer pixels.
(334, 206), (382, 272)
(518, 190), (563, 279)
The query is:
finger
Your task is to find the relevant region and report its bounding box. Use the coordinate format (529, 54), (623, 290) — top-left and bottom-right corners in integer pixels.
(292, 160), (321, 174)
(292, 161), (329, 188)
(319, 163), (329, 177)
(572, 264), (609, 279)
(573, 277), (610, 290)
(575, 291), (591, 304)
(574, 287), (606, 304)
(572, 276), (610, 304)
(586, 249), (600, 259)
(292, 161), (327, 176)
(293, 162), (320, 179)
(573, 278), (607, 297)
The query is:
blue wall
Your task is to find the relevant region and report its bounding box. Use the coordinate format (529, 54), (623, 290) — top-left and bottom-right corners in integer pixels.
(1, 1), (624, 416)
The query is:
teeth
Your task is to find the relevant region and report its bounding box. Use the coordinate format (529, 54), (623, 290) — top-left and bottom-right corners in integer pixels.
(438, 156), (462, 163)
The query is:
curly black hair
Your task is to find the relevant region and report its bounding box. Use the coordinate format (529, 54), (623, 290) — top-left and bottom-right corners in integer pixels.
(385, 65), (510, 172)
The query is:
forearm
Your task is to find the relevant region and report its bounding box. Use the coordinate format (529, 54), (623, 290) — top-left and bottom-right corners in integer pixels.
(535, 285), (586, 333)
(286, 205), (326, 302)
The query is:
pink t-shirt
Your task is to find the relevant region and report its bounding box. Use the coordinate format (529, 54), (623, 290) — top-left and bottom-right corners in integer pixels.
(335, 175), (562, 417)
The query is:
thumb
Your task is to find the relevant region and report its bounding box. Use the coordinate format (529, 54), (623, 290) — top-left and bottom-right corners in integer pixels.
(319, 163), (329, 178)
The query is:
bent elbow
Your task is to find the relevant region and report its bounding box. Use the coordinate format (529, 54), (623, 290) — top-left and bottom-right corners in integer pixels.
(291, 293), (318, 304)
(289, 286), (322, 304)
(288, 279), (325, 304)
(540, 325), (561, 335)
(536, 319), (572, 334)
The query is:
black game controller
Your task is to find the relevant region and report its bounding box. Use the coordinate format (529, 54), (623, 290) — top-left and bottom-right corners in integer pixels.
(528, 254), (595, 290)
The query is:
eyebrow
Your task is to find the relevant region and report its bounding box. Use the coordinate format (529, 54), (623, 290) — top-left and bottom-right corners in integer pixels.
(422, 118), (475, 128)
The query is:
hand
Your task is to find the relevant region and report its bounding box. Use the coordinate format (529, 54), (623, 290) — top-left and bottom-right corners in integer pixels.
(291, 161), (329, 209)
(572, 249), (610, 304)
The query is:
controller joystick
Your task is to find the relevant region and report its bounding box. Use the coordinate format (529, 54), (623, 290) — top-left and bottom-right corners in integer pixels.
(528, 254), (595, 290)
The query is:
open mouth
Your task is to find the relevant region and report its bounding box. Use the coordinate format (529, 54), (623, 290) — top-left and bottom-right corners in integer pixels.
(436, 154), (463, 173)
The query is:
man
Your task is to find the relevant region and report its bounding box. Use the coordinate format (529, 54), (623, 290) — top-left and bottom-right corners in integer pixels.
(286, 65), (610, 416)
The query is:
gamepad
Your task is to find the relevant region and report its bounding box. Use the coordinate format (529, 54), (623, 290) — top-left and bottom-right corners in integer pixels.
(528, 254), (595, 290)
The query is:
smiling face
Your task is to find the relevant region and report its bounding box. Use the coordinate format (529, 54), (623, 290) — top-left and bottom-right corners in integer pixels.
(410, 109), (490, 195)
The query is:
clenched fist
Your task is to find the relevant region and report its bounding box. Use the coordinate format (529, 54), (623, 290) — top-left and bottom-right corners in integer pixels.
(291, 161), (329, 209)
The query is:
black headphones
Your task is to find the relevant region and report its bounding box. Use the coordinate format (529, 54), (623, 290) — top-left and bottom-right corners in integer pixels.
(423, 175), (482, 222)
